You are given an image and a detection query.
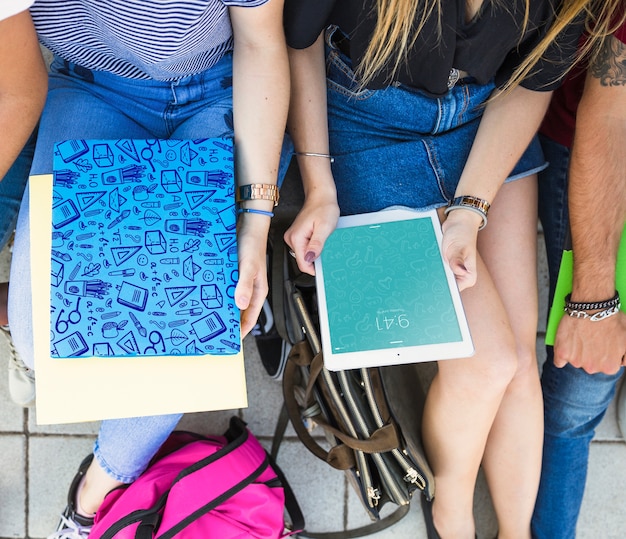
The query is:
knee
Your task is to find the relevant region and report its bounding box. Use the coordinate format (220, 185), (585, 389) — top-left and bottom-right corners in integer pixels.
(459, 339), (519, 398)
(512, 344), (540, 382)
(483, 335), (539, 395)
(447, 330), (533, 398)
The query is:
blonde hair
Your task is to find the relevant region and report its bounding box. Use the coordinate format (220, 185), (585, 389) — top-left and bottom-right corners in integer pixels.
(357, 0), (441, 86)
(358, 0), (626, 91)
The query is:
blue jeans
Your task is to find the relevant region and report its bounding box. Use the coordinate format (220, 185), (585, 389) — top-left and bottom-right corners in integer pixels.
(8, 54), (291, 482)
(324, 27), (547, 215)
(0, 130), (35, 251)
(532, 134), (623, 538)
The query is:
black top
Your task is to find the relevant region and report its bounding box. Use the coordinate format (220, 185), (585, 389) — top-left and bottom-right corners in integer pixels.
(284, 0), (584, 96)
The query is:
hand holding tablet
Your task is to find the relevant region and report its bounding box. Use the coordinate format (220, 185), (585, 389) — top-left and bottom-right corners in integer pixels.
(314, 208), (474, 371)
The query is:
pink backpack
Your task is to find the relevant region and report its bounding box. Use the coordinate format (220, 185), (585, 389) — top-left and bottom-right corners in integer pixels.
(89, 417), (303, 539)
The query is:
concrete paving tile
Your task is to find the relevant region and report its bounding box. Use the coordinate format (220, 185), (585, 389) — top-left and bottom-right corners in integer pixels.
(27, 412), (100, 436)
(474, 469), (498, 539)
(577, 442), (626, 538)
(29, 435), (95, 538)
(0, 243), (10, 281)
(0, 343), (27, 433)
(536, 232), (550, 334)
(346, 487), (424, 538)
(273, 440), (346, 534)
(177, 409), (239, 435)
(0, 434), (26, 538)
(241, 336), (295, 439)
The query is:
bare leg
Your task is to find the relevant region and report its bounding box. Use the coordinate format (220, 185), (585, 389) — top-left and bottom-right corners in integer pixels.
(423, 248), (518, 538)
(77, 460), (124, 516)
(478, 176), (542, 539)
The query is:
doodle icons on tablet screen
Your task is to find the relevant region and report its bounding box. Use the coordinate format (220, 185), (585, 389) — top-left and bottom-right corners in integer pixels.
(50, 139), (240, 358)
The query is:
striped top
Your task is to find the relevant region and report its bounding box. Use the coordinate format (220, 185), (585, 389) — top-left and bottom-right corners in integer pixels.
(30, 0), (268, 80)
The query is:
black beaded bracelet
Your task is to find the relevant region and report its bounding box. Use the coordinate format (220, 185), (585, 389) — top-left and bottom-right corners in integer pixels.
(564, 291), (620, 311)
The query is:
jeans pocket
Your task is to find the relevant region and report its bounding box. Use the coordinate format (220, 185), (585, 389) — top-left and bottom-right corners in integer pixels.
(325, 26), (375, 101)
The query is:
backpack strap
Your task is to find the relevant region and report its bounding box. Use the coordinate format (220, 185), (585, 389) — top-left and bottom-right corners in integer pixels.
(155, 455), (271, 539)
(265, 448), (306, 536)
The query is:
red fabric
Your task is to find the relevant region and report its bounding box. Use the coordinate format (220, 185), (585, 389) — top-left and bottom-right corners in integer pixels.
(541, 18), (626, 148)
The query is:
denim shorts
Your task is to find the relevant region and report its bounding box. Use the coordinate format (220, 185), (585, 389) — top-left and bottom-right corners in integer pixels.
(324, 27), (547, 216)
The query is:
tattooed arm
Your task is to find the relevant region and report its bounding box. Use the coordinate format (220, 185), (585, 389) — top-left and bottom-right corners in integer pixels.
(553, 34), (626, 374)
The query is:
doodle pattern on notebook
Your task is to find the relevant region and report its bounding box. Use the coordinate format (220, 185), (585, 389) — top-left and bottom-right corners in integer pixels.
(50, 139), (240, 358)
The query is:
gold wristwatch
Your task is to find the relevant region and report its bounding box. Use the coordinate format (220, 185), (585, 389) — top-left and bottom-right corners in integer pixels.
(236, 183), (280, 206)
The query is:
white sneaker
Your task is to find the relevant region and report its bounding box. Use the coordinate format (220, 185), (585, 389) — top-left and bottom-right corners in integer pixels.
(616, 377), (626, 440)
(0, 325), (35, 407)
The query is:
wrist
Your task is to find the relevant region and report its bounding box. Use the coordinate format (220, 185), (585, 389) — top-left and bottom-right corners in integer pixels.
(564, 291), (621, 322)
(236, 183), (279, 206)
(570, 280), (617, 303)
(444, 196), (490, 230)
(237, 212), (271, 238)
(443, 203), (484, 230)
(302, 183), (338, 205)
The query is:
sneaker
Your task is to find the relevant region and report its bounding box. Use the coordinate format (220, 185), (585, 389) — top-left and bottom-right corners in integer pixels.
(0, 325), (35, 407)
(252, 299), (291, 380)
(48, 454), (95, 539)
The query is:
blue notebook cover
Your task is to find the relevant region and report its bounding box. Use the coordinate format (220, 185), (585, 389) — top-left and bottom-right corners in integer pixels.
(50, 139), (240, 358)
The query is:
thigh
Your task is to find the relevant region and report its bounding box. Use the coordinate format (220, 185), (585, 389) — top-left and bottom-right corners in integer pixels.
(0, 129), (35, 249)
(169, 55), (234, 141)
(477, 176), (539, 347)
(8, 182), (35, 368)
(542, 359), (622, 435)
(435, 248), (516, 387)
(31, 69), (153, 175)
(11, 68), (154, 364)
(169, 93), (233, 141)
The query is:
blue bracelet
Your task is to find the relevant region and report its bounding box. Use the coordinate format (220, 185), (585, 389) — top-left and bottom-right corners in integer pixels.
(237, 208), (275, 218)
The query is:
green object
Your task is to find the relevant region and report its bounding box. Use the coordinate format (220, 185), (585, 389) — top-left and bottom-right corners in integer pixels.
(545, 224), (626, 345)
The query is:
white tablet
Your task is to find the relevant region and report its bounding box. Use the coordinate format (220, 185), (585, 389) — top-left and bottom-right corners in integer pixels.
(314, 208), (474, 371)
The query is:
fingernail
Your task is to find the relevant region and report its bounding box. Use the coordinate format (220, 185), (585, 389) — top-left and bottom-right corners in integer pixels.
(305, 251), (316, 264)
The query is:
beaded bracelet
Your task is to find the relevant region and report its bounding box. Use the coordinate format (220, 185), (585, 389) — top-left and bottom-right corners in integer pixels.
(237, 208), (274, 218)
(565, 291), (620, 311)
(444, 196), (491, 230)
